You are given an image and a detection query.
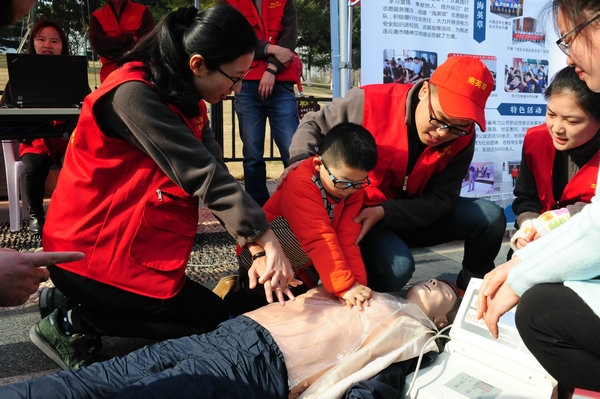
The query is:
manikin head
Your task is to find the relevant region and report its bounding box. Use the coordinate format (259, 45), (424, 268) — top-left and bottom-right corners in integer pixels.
(406, 279), (461, 329)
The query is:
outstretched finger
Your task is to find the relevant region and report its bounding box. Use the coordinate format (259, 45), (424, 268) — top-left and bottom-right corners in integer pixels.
(26, 251), (84, 267)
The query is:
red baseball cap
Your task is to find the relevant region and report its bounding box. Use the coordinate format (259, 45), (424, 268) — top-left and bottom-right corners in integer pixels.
(429, 56), (494, 132)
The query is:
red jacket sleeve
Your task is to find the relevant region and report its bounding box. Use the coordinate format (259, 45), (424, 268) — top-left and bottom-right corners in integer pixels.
(265, 160), (367, 296)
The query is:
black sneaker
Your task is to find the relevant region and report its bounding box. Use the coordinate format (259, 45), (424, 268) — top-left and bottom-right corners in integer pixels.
(29, 309), (101, 370)
(39, 287), (70, 318)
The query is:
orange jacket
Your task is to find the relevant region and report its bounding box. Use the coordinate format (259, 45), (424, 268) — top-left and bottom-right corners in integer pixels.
(262, 157), (367, 297)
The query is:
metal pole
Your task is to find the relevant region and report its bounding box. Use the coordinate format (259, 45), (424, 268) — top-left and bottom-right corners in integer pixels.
(330, 0), (340, 98)
(338, 0), (349, 96)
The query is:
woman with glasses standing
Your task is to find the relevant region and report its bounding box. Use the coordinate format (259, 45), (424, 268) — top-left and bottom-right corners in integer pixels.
(478, 2), (600, 396)
(32, 5), (298, 371)
(288, 56), (505, 295)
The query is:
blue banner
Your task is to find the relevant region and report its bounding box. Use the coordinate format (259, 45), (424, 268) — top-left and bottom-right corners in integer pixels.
(496, 103), (547, 116)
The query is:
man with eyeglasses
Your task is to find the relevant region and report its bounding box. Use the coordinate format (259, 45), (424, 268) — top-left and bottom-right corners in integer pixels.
(289, 56), (506, 294)
(225, 0), (303, 207)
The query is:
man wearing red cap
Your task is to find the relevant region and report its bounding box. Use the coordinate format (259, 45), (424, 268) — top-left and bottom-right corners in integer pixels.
(288, 55), (506, 293)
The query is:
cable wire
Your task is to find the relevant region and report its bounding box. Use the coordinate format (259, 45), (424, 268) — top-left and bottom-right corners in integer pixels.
(404, 324), (453, 398)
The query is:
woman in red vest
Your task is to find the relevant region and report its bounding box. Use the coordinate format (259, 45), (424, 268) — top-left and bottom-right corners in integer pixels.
(32, 5), (297, 371)
(0, 20), (77, 234)
(88, 0), (155, 82)
(510, 66), (600, 254)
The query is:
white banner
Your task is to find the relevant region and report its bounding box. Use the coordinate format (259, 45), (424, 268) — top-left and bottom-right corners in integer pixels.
(361, 0), (566, 201)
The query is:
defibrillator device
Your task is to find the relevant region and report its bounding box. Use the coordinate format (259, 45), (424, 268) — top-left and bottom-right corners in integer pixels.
(403, 278), (557, 399)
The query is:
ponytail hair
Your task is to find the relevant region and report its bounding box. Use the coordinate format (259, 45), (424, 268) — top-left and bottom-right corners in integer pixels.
(121, 4), (256, 111)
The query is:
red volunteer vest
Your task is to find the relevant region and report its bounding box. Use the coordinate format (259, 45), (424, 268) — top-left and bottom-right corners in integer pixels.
(93, 1), (147, 82)
(43, 63), (207, 299)
(524, 123), (599, 211)
(225, 0), (299, 82)
(361, 83), (474, 206)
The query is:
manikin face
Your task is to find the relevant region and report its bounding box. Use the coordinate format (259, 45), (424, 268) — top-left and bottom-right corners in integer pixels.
(33, 26), (63, 55)
(191, 52), (254, 104)
(545, 92), (600, 151)
(558, 8), (600, 92)
(406, 279), (458, 328)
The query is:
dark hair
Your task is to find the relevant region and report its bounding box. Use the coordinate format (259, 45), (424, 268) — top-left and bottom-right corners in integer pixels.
(320, 122), (378, 172)
(121, 4), (256, 110)
(545, 66), (600, 122)
(27, 20), (69, 55)
(440, 280), (461, 324)
(550, 0), (600, 38)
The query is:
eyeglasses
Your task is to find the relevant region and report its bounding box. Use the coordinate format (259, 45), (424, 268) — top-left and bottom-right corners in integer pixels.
(216, 67), (252, 90)
(556, 13), (600, 56)
(320, 157), (370, 190)
(427, 89), (472, 137)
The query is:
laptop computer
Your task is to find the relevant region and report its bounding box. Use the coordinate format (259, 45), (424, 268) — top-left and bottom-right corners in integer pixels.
(403, 278), (557, 399)
(5, 53), (90, 108)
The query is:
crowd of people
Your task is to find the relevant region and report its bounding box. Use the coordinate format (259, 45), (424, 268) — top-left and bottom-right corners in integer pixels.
(1, 0), (600, 398)
(504, 60), (548, 93)
(383, 56), (435, 84)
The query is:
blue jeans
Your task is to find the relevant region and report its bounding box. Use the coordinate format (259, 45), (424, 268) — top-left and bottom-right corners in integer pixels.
(234, 81), (299, 206)
(360, 197), (506, 291)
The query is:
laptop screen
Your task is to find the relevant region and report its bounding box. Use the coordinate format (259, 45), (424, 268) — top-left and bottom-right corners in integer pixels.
(6, 53), (91, 108)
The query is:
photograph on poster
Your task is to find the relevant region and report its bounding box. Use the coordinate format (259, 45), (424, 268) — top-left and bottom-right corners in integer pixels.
(382, 50), (437, 84)
(512, 17), (546, 44)
(461, 162), (495, 195)
(504, 58), (549, 93)
(508, 161), (521, 187)
(490, 0), (523, 18)
(363, 0), (556, 202)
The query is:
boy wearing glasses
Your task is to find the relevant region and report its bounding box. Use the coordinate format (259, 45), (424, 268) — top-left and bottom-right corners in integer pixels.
(230, 122), (378, 311)
(288, 56), (506, 294)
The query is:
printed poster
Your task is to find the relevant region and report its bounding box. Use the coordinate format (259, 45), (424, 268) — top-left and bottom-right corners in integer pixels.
(361, 0), (566, 200)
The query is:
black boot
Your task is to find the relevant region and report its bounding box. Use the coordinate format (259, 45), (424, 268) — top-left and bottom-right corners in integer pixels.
(29, 208), (45, 235)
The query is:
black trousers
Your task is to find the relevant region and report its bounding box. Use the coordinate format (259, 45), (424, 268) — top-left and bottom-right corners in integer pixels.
(48, 265), (230, 340)
(22, 153), (52, 215)
(516, 284), (600, 393)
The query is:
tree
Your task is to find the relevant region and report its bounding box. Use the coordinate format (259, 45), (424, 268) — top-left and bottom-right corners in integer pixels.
(296, 0), (331, 69)
(2, 0), (176, 55)
(295, 0), (360, 73)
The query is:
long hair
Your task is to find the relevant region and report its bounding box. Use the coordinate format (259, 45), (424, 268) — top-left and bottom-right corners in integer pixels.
(27, 20), (69, 55)
(550, 0), (600, 37)
(121, 4), (256, 111)
(545, 66), (600, 122)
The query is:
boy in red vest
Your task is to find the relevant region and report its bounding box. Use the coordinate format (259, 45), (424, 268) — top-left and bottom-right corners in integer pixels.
(289, 55), (506, 293)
